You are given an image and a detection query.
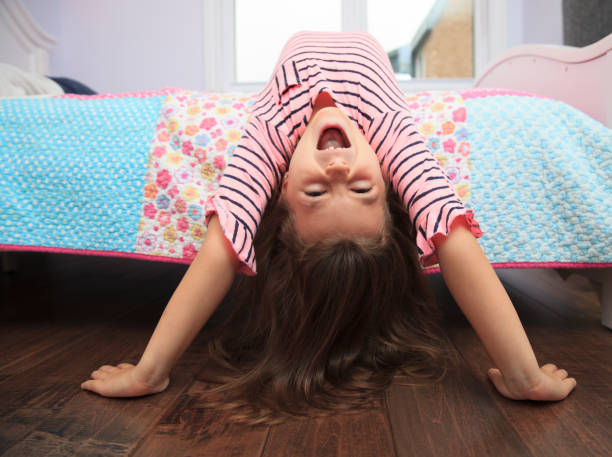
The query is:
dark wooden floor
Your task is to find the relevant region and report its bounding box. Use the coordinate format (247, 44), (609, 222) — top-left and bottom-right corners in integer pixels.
(0, 252), (610, 457)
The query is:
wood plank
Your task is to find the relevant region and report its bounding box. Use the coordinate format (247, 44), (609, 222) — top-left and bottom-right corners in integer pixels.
(1, 371), (195, 457)
(385, 352), (530, 457)
(0, 408), (59, 456)
(261, 406), (396, 457)
(0, 321), (212, 456)
(0, 324), (59, 354)
(0, 323), (149, 454)
(0, 292), (169, 388)
(133, 380), (269, 457)
(0, 323), (100, 382)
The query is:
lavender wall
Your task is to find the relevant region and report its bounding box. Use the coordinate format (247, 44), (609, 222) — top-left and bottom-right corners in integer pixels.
(22, 0), (563, 93)
(520, 0), (564, 45)
(23, 0), (205, 93)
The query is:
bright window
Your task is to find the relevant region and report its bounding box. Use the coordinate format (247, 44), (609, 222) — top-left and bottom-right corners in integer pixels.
(235, 0), (342, 83)
(203, 0), (502, 92)
(367, 0), (474, 79)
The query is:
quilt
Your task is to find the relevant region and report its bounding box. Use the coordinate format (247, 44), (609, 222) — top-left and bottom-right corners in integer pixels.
(1, 88), (611, 270)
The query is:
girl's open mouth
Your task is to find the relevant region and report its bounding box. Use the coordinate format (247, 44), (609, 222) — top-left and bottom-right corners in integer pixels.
(317, 125), (351, 150)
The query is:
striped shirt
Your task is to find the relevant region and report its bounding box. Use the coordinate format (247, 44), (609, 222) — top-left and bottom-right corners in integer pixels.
(205, 31), (482, 275)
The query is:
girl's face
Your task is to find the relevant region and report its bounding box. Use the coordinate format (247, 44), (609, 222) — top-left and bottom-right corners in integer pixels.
(281, 99), (386, 242)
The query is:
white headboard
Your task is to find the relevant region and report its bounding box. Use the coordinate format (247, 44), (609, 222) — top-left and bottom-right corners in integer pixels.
(0, 0), (56, 73)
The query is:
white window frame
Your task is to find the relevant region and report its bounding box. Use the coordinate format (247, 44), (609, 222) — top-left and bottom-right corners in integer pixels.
(202, 0), (507, 93)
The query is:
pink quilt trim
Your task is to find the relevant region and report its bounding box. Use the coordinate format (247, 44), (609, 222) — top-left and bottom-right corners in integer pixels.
(0, 244), (190, 264)
(422, 261), (612, 275)
(3, 243), (609, 271)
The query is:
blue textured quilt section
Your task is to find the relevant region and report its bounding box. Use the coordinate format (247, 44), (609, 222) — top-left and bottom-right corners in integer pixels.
(0, 96), (164, 252)
(467, 95), (612, 263)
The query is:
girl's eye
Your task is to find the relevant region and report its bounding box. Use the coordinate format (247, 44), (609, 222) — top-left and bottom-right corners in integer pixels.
(352, 188), (372, 194)
(305, 190), (326, 197)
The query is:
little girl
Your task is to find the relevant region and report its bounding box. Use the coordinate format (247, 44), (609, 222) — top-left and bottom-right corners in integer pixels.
(82, 32), (576, 419)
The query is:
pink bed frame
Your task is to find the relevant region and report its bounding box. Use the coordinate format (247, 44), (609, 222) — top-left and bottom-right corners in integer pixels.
(475, 33), (612, 129)
(474, 33), (612, 329)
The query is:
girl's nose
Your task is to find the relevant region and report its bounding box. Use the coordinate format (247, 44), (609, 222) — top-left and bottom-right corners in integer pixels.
(325, 160), (350, 180)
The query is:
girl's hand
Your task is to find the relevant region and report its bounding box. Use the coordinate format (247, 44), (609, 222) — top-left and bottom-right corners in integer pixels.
(488, 363), (577, 401)
(81, 363), (169, 398)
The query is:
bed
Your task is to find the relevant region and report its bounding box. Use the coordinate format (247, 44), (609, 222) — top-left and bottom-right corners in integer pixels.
(0, 4), (610, 328)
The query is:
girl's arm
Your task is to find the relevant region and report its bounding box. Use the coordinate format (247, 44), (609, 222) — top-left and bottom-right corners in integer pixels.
(81, 215), (238, 397)
(434, 220), (577, 401)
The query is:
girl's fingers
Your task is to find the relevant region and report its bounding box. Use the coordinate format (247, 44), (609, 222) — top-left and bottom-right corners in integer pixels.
(81, 380), (102, 393)
(100, 365), (119, 373)
(551, 377), (576, 400)
(564, 377), (577, 393)
(90, 369), (107, 380)
(556, 368), (568, 380)
(117, 363), (134, 369)
(541, 363), (557, 373)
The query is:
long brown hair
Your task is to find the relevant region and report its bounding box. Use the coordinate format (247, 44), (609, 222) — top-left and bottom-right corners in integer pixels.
(200, 187), (449, 424)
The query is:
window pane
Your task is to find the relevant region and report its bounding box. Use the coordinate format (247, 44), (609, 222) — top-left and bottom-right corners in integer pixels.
(367, 0), (473, 79)
(235, 0), (342, 83)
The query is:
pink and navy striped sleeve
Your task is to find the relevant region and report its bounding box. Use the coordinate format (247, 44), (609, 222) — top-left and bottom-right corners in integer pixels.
(205, 31), (482, 274)
(366, 112), (482, 267)
(204, 113), (286, 276)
